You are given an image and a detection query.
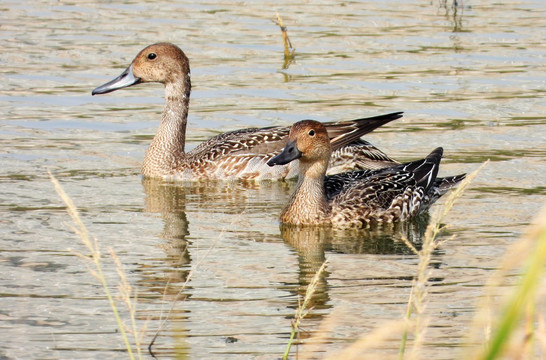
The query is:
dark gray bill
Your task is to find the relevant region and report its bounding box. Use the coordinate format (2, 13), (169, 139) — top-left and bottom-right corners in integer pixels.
(267, 140), (302, 166)
(92, 65), (141, 95)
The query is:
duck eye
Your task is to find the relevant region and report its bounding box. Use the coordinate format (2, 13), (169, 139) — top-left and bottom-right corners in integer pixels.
(147, 53), (157, 60)
(308, 130), (315, 136)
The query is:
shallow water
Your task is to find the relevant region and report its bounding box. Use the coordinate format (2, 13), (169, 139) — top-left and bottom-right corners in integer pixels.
(1, 0), (545, 359)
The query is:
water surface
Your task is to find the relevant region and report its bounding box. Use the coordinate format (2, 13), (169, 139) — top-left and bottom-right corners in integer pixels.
(1, 0), (545, 359)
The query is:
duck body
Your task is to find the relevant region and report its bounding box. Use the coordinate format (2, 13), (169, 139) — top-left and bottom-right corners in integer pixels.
(92, 43), (400, 181)
(267, 120), (466, 228)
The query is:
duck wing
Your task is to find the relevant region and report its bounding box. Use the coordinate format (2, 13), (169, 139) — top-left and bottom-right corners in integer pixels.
(188, 126), (288, 162)
(326, 112), (402, 172)
(327, 148), (457, 223)
(329, 139), (398, 173)
(187, 113), (402, 176)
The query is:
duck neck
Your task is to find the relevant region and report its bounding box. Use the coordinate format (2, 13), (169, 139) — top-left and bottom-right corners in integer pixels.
(280, 159), (331, 225)
(142, 76), (191, 177)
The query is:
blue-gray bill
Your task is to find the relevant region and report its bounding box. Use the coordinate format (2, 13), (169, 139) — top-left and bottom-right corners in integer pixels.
(267, 140), (302, 166)
(91, 65), (141, 95)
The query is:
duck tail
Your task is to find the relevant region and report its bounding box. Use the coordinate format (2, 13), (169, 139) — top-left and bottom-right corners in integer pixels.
(328, 112), (403, 151)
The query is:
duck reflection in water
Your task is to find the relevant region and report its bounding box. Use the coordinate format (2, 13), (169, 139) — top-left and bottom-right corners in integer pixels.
(139, 178), (192, 299)
(278, 215), (436, 340)
(138, 179), (286, 298)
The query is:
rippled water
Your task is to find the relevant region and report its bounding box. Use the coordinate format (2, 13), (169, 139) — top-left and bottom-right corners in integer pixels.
(1, 0), (545, 359)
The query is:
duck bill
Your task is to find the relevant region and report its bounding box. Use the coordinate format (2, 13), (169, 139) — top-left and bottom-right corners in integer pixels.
(267, 140), (302, 166)
(92, 65), (141, 95)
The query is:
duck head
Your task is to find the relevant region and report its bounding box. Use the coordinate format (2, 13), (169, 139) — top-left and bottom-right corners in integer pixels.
(92, 42), (190, 95)
(267, 120), (332, 166)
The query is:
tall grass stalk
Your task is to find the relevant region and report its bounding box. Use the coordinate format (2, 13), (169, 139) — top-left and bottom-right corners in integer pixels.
(469, 204), (546, 359)
(283, 259), (328, 360)
(49, 172), (140, 360)
(399, 162), (487, 359)
(111, 249), (146, 359)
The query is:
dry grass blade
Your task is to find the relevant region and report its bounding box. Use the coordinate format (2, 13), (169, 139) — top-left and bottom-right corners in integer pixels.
(467, 203), (546, 359)
(400, 161), (488, 359)
(49, 171), (140, 360)
(325, 319), (414, 360)
(283, 259), (328, 360)
(111, 248), (147, 359)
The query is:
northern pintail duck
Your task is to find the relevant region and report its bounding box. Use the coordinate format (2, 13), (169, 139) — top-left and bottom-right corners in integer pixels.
(92, 43), (401, 181)
(267, 120), (466, 227)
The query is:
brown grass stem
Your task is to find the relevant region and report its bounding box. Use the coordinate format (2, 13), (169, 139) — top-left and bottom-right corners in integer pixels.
(111, 249), (146, 359)
(275, 12), (295, 68)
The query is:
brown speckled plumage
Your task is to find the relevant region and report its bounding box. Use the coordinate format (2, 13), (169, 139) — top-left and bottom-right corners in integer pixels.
(93, 43), (401, 181)
(267, 120), (466, 228)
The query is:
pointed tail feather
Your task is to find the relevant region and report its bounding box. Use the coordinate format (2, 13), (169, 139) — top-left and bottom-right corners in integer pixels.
(434, 173), (467, 193)
(326, 112), (403, 151)
(398, 147), (443, 193)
